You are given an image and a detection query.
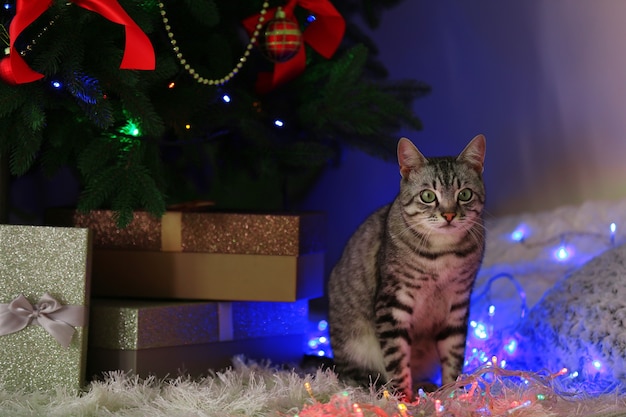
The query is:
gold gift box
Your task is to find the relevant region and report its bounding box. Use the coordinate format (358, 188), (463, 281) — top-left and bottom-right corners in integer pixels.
(49, 210), (326, 301)
(87, 298), (308, 379)
(0, 225), (92, 393)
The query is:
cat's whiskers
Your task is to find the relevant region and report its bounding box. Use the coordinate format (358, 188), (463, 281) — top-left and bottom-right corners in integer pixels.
(458, 219), (485, 249)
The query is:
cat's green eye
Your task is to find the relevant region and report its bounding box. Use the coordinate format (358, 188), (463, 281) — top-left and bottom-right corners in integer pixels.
(419, 190), (437, 204)
(458, 188), (473, 202)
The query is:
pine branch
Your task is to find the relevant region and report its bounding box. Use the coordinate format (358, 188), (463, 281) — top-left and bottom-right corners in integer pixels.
(77, 139), (166, 227)
(0, 82), (31, 118)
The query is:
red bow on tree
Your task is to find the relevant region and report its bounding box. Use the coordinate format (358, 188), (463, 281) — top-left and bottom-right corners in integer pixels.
(242, 0), (345, 94)
(0, 0), (155, 85)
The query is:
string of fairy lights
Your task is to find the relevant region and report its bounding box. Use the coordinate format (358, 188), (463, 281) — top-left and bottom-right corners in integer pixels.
(294, 360), (573, 417)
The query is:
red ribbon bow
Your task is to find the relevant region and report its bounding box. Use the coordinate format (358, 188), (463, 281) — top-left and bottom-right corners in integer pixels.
(242, 0), (345, 94)
(0, 0), (155, 85)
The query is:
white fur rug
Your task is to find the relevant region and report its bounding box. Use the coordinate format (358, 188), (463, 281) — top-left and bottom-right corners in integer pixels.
(1, 357), (626, 417)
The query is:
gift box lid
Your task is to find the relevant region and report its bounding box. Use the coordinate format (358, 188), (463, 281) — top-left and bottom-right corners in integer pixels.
(89, 299), (219, 350)
(50, 210), (326, 255)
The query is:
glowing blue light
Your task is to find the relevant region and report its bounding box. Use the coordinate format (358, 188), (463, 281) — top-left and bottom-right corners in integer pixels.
(553, 244), (573, 261)
(222, 94), (231, 103)
(510, 224), (528, 242)
(318, 336), (327, 344)
(317, 320), (328, 331)
(569, 371), (579, 379)
(504, 338), (518, 355)
(317, 350), (326, 357)
(593, 360), (602, 370)
(488, 305), (495, 317)
(611, 223), (617, 233)
(3, 3), (10, 10)
(274, 119), (284, 127)
(51, 80), (62, 89)
(308, 339), (318, 349)
(307, 14), (316, 23)
(470, 321), (488, 340)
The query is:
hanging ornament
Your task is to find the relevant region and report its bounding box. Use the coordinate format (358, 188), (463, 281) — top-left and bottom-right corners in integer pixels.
(259, 7), (302, 63)
(242, 0), (345, 94)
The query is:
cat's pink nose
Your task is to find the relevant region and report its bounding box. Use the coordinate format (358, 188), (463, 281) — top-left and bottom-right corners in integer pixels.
(442, 212), (456, 222)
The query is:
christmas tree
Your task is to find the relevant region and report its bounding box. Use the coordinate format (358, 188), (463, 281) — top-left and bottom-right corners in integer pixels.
(0, 0), (429, 227)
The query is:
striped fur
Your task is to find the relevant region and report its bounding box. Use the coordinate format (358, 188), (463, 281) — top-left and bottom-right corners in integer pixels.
(328, 135), (486, 399)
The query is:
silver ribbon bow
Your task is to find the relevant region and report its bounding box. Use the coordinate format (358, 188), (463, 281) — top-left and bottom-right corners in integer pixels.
(0, 293), (85, 348)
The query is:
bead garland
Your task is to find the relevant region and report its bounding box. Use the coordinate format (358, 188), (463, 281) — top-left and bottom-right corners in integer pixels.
(19, 17), (58, 57)
(158, 1), (270, 86)
(1, 16), (58, 58)
(1, 24), (8, 56)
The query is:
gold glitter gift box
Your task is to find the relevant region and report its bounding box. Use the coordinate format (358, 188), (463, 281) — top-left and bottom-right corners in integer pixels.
(87, 298), (308, 379)
(0, 225), (92, 392)
(50, 210), (325, 301)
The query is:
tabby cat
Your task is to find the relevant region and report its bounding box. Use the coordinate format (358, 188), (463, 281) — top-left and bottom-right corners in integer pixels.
(328, 134), (486, 399)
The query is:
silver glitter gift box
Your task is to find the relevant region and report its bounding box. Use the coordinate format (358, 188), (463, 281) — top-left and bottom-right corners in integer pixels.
(0, 225), (92, 392)
(49, 210), (326, 301)
(87, 298), (308, 379)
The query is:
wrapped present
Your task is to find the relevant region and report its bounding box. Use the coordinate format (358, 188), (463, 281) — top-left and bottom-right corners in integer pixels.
(49, 210), (325, 301)
(0, 225), (91, 392)
(87, 298), (308, 379)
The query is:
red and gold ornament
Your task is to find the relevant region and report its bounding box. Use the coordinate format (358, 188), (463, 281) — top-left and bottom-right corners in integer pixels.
(259, 7), (302, 63)
(242, 0), (345, 94)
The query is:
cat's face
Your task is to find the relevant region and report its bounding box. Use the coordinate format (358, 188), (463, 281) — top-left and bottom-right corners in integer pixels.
(397, 135), (486, 241)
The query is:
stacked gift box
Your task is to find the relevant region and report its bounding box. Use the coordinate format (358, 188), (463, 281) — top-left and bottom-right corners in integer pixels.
(47, 209), (326, 382)
(87, 298), (309, 379)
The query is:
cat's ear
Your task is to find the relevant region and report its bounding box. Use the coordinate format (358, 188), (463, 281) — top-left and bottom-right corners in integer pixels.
(397, 137), (427, 179)
(457, 134), (486, 174)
